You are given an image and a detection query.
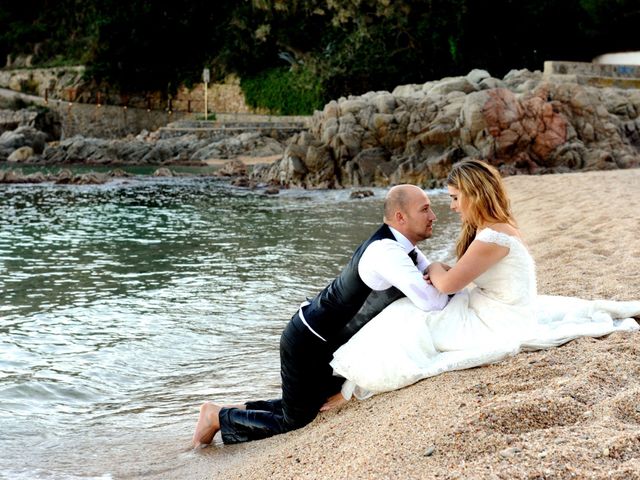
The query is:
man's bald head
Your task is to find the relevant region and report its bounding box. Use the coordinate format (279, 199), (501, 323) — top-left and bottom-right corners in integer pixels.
(383, 185), (425, 222)
(383, 184), (436, 244)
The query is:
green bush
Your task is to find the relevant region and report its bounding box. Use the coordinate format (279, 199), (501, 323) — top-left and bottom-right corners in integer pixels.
(240, 66), (325, 115)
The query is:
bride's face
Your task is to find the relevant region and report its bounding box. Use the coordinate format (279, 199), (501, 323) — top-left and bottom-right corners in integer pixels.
(448, 186), (468, 220)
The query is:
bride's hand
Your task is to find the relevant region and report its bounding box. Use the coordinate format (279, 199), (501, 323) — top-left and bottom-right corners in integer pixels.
(424, 262), (452, 286)
(320, 392), (349, 412)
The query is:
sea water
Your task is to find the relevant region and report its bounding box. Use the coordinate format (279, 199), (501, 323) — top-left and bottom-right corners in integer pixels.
(0, 176), (458, 479)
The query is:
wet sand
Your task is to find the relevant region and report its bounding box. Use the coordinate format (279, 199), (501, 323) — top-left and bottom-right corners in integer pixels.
(177, 168), (640, 480)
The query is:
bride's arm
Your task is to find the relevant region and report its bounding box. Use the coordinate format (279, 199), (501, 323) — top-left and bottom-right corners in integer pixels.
(427, 241), (509, 294)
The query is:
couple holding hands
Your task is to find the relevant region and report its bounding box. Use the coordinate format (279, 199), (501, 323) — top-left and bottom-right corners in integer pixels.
(193, 159), (640, 447)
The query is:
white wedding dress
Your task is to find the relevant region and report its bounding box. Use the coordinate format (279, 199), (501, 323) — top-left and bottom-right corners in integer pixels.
(330, 228), (640, 399)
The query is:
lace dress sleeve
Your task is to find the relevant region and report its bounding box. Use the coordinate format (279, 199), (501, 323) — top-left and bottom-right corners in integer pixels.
(475, 228), (513, 249)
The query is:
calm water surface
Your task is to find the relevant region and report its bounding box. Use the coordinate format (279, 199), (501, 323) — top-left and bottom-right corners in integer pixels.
(0, 177), (458, 479)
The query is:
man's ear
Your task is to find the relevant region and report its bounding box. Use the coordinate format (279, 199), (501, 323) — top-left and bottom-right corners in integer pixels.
(395, 210), (405, 224)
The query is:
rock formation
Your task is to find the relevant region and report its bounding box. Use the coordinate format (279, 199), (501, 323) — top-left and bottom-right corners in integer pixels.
(3, 68), (640, 189)
(252, 69), (640, 188)
(1, 127), (284, 166)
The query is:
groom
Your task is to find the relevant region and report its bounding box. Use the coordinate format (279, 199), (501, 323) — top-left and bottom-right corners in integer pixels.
(193, 184), (449, 446)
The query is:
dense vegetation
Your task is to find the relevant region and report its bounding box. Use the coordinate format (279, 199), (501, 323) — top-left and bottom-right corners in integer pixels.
(1, 0), (639, 114)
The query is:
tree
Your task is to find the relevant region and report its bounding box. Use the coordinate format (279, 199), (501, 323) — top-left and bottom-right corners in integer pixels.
(2, 0), (639, 111)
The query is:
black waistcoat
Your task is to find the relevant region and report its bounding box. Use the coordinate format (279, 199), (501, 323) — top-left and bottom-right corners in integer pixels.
(302, 223), (407, 349)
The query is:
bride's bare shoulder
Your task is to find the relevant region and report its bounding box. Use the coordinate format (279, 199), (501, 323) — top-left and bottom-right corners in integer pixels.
(485, 222), (522, 238)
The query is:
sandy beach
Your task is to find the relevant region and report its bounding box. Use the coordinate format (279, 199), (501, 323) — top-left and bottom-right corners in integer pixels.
(179, 168), (640, 480)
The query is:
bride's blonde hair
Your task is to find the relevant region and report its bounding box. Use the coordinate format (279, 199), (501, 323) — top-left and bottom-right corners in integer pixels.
(447, 159), (515, 258)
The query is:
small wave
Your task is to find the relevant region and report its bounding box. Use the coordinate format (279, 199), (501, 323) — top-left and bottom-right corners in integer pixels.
(0, 469), (112, 480)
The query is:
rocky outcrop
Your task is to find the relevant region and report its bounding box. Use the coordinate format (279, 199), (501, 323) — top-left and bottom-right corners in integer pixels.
(0, 125), (49, 162)
(0, 168), (130, 184)
(189, 131), (284, 161)
(38, 134), (210, 166)
(252, 69), (640, 188)
(0, 106), (61, 162)
(0, 107), (61, 140)
(1, 126), (285, 166)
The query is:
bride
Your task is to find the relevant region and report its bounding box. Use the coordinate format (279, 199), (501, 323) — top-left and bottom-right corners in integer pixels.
(326, 159), (640, 404)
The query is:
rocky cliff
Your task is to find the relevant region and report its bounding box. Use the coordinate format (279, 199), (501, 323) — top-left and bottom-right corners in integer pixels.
(252, 69), (640, 188)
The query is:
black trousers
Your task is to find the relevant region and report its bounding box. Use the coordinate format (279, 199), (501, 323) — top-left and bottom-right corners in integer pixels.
(218, 312), (343, 444)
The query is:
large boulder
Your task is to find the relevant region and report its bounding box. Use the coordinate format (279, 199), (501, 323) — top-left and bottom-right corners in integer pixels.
(0, 107), (61, 141)
(0, 125), (48, 161)
(7, 146), (35, 162)
(0, 125), (47, 151)
(344, 147), (390, 186)
(191, 132), (284, 161)
(216, 159), (247, 177)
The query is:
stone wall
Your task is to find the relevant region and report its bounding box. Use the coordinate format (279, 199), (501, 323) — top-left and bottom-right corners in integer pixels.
(173, 76), (265, 114)
(0, 67), (264, 137)
(50, 101), (191, 139)
(544, 60), (640, 78)
(543, 61), (640, 89)
(0, 66), (86, 99)
(0, 67), (257, 114)
(1, 88), (190, 139)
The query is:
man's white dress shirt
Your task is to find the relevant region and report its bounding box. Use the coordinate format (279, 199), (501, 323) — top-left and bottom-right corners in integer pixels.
(358, 226), (449, 311)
